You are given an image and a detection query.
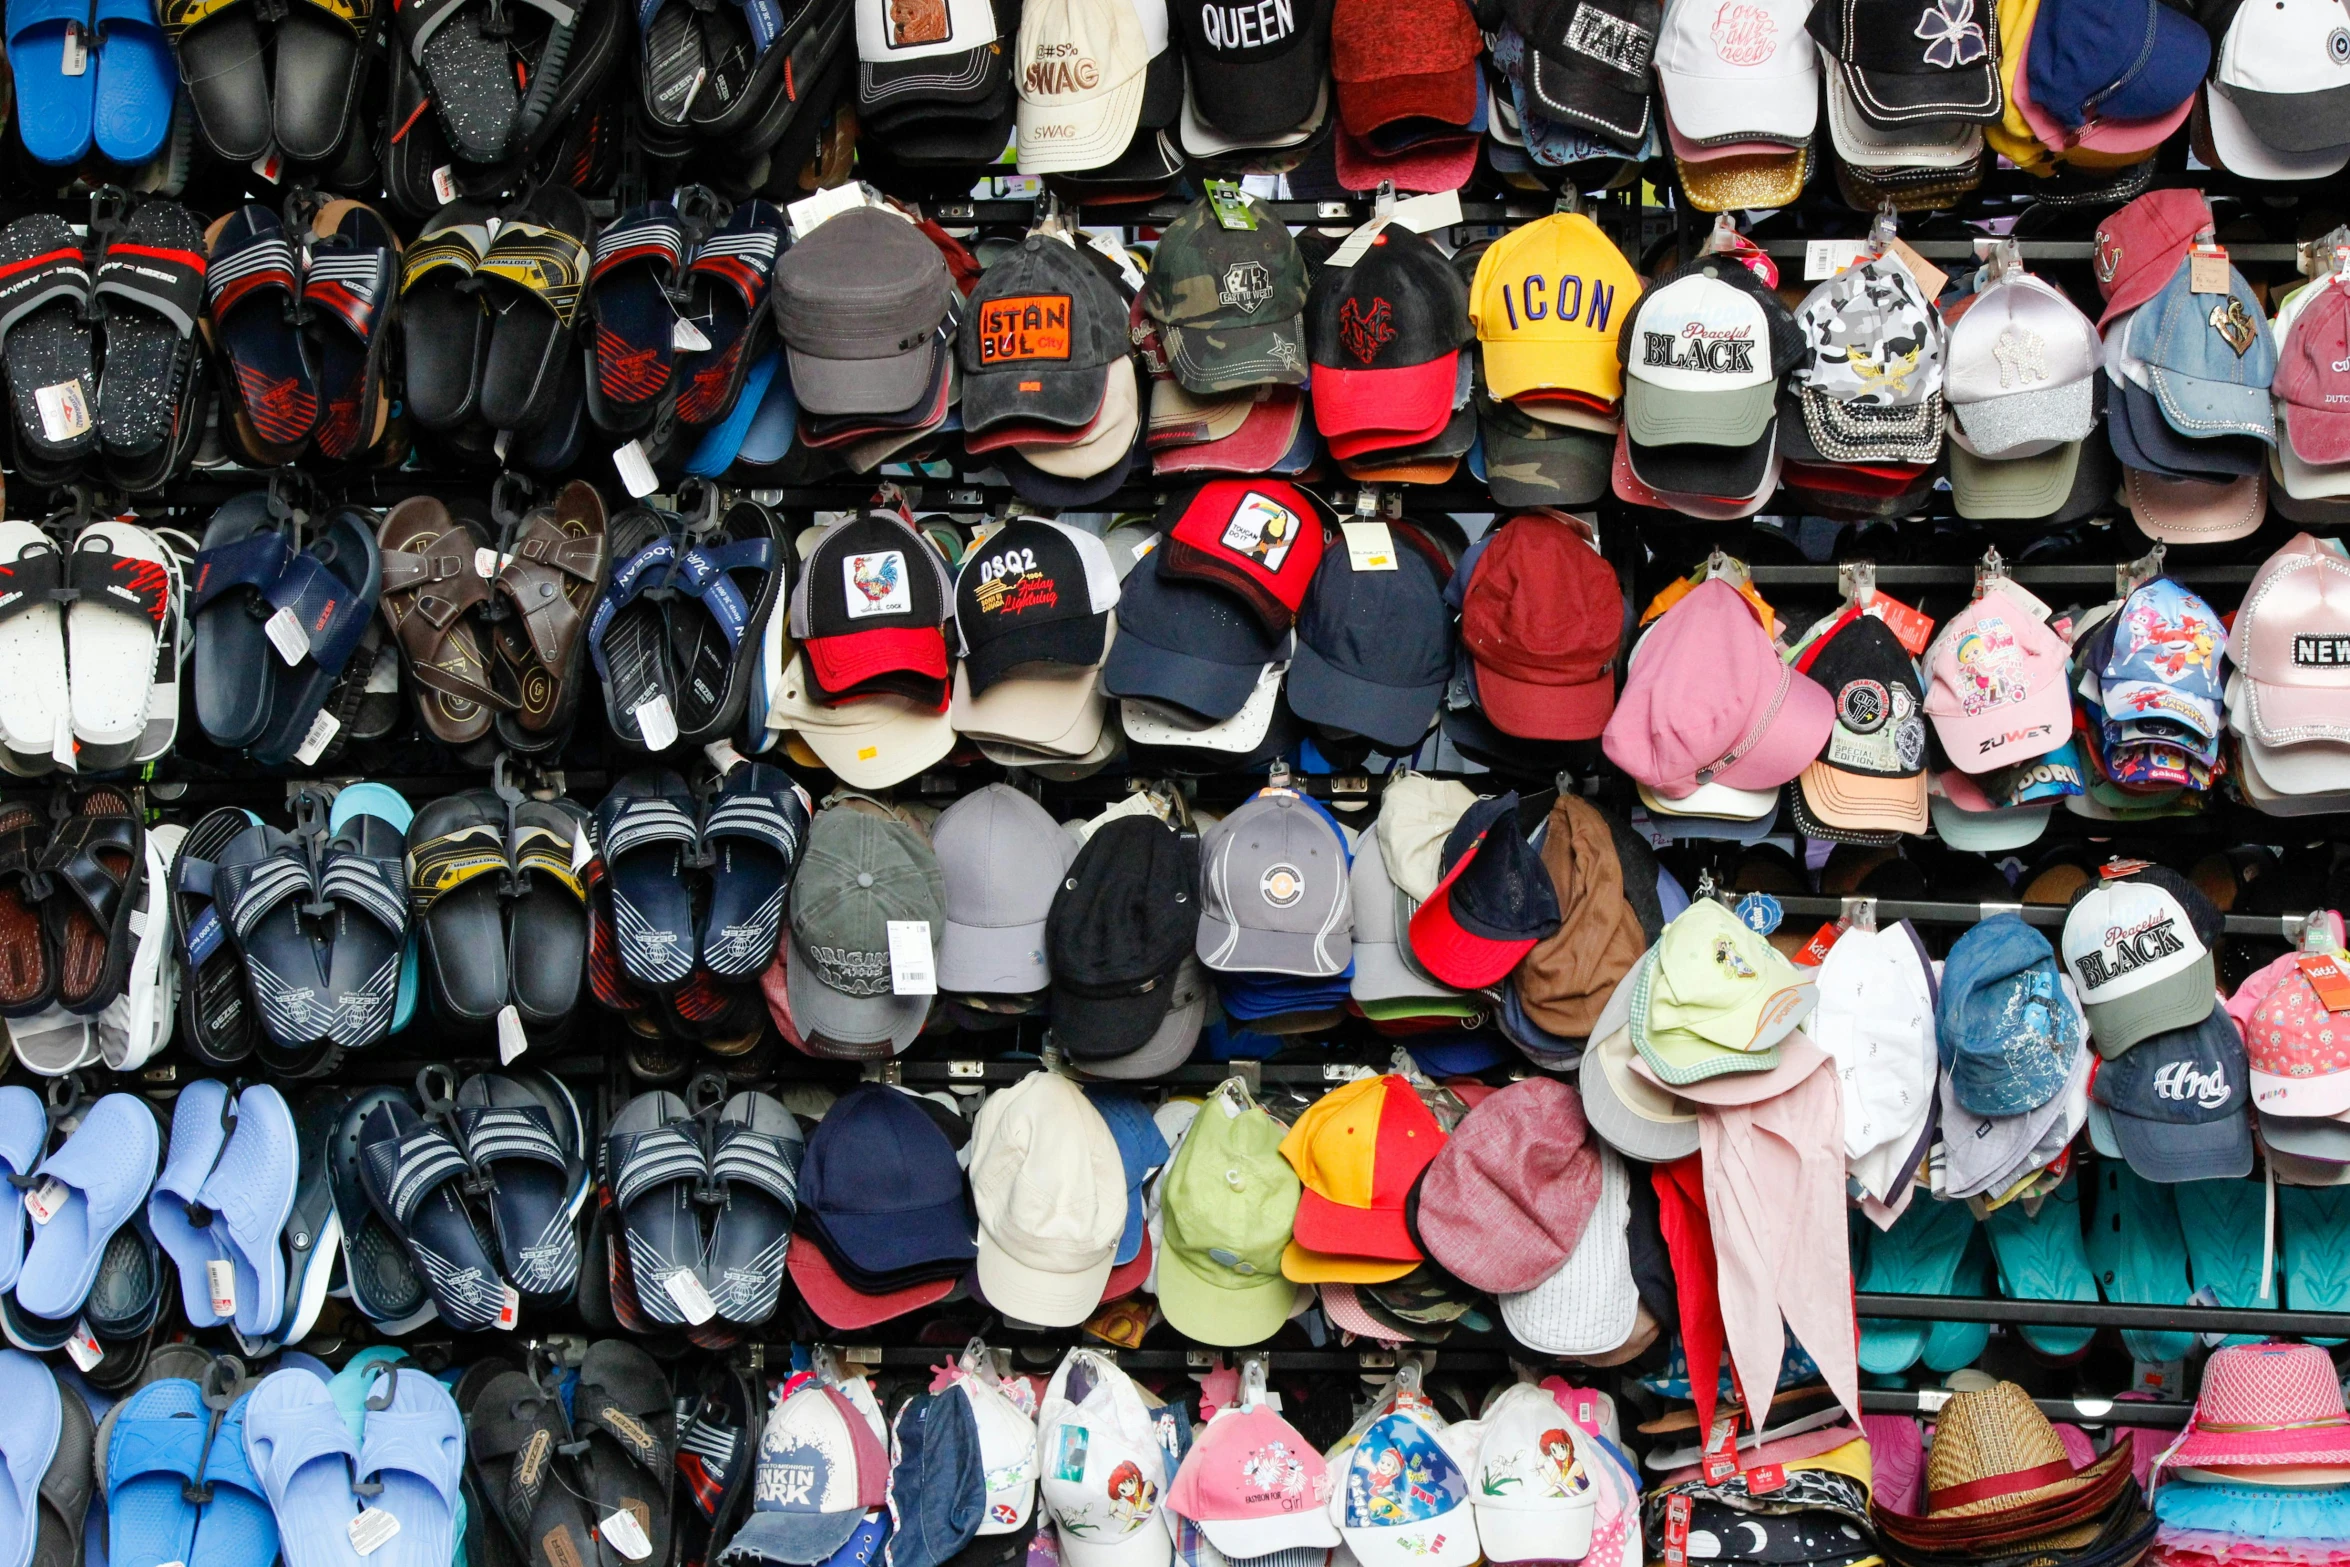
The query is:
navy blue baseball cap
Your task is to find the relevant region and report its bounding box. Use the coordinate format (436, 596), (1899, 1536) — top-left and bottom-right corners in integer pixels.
(1286, 534), (1455, 751)
(799, 1084), (978, 1278)
(1439, 793), (1564, 944)
(2024, 0), (2208, 133)
(884, 1391), (987, 1567)
(1081, 1088), (1170, 1266)
(2088, 1006), (2253, 1183)
(2110, 375), (2265, 480)
(1935, 914), (2081, 1118)
(1102, 553), (1294, 721)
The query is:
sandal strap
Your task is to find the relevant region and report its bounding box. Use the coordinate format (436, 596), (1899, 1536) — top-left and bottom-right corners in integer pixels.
(709, 1123), (800, 1209)
(0, 224), (89, 344)
(356, 1409), (463, 1510)
(401, 223), (489, 294)
(174, 855), (230, 967)
(586, 536), (680, 684)
(264, 554), (372, 674)
(94, 236), (206, 338)
(320, 843), (408, 940)
(512, 824), (585, 903)
(684, 208), (784, 314)
(206, 229), (300, 321)
(190, 530), (293, 613)
(497, 513), (609, 670)
(669, 537), (774, 657)
(303, 245), (395, 343)
(0, 545), (63, 627)
(703, 788), (805, 863)
(407, 824), (508, 916)
(608, 1121), (706, 1211)
(574, 1385), (676, 1477)
(40, 813), (138, 932)
(476, 223), (588, 329)
(217, 845), (312, 946)
(381, 542), (493, 628)
(590, 207), (684, 288)
(454, 1103), (570, 1174)
(67, 542), (172, 630)
(363, 1121), (471, 1227)
(599, 796), (697, 863)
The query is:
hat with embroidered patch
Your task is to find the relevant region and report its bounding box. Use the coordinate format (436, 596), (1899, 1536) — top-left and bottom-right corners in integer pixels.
(1791, 615), (1930, 839)
(2128, 250), (2277, 446)
(1923, 588), (2074, 774)
(2228, 533), (2350, 752)
(1157, 479), (1329, 636)
(1143, 193), (1313, 395)
(1502, 0), (1659, 150)
(953, 518), (1120, 694)
(788, 805), (948, 1058)
(1620, 256), (1806, 498)
(961, 235), (1135, 435)
(1941, 264), (2100, 459)
(1176, 0), (1336, 137)
(2088, 1005), (2253, 1182)
(1014, 0), (1152, 173)
(789, 512), (956, 706)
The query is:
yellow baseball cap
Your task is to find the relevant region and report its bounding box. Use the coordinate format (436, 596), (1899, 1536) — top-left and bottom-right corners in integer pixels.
(1469, 213), (1644, 406)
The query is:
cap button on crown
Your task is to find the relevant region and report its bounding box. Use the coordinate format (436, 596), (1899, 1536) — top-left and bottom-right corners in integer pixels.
(858, 872), (874, 888)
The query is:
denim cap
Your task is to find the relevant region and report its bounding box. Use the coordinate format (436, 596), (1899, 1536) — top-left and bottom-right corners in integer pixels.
(1935, 913), (2082, 1117)
(725, 1382), (892, 1567)
(1082, 1088), (1171, 1266)
(2128, 256), (2278, 445)
(2086, 1005), (2254, 1183)
(886, 1389), (988, 1567)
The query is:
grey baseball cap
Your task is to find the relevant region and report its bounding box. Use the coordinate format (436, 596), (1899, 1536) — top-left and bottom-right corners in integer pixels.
(1066, 956), (1210, 1081)
(959, 235), (1133, 434)
(1195, 790), (1352, 978)
(934, 783), (1076, 995)
(772, 206), (958, 416)
(1349, 833), (1470, 1009)
(787, 802), (947, 1055)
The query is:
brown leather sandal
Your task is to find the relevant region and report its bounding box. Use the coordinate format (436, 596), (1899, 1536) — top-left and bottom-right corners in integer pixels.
(489, 479), (610, 749)
(377, 496), (512, 747)
(0, 801), (55, 1015)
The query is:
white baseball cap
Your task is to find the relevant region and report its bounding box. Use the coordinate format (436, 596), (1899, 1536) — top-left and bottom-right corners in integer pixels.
(1327, 1404), (1478, 1567)
(1806, 921), (1936, 1165)
(772, 650), (955, 790)
(961, 1376), (1041, 1534)
(2204, 0), (2350, 180)
(1015, 0), (1151, 174)
(2059, 873), (2218, 1058)
(1653, 0), (1819, 145)
(1942, 267), (2100, 459)
(1120, 661), (1285, 752)
(1825, 69), (1982, 167)
(1469, 1384), (1599, 1566)
(1495, 1143), (1638, 1357)
(1039, 1350), (1179, 1567)
(972, 1073), (1130, 1325)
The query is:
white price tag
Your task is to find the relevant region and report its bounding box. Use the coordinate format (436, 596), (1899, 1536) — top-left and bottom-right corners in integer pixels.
(34, 380), (91, 443)
(431, 166), (460, 204)
(787, 182), (869, 241)
(571, 828), (596, 873)
(60, 23), (85, 73)
(634, 694), (679, 751)
(495, 1282), (520, 1331)
(64, 1319), (102, 1372)
(703, 738), (746, 777)
(1804, 240), (1868, 281)
(251, 147), (283, 183)
(887, 920), (937, 997)
(1323, 216), (1395, 270)
(265, 606), (312, 666)
(50, 713), (74, 771)
(348, 1509), (402, 1556)
(1083, 229), (1147, 295)
(614, 440), (659, 498)
(474, 547), (502, 581)
(664, 1267), (718, 1325)
(497, 1005), (528, 1065)
(364, 655), (401, 695)
(292, 708), (340, 767)
(23, 1178), (67, 1226)
(205, 1259), (237, 1318)
(1390, 191), (1463, 234)
(1341, 522), (1398, 572)
(599, 1511), (654, 1562)
(672, 317), (713, 352)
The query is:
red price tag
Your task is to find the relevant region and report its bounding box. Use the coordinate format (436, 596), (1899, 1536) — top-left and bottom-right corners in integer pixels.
(1866, 594), (1936, 659)
(1792, 922), (1843, 967)
(2300, 952), (2350, 1013)
(1747, 1464), (1787, 1495)
(1700, 1414), (1741, 1484)
(1662, 1496), (1691, 1567)
(2100, 858), (2155, 879)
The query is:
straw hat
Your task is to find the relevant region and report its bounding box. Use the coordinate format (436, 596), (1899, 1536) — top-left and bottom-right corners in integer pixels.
(1925, 1383), (2109, 1518)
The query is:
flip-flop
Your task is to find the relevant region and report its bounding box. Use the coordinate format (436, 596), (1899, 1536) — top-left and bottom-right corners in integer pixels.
(398, 203), (498, 431)
(447, 1069), (582, 1301)
(592, 772), (700, 990)
(90, 0), (175, 164)
(2087, 1162), (2197, 1365)
(357, 1095), (507, 1332)
(249, 505), (380, 768)
(29, 1366), (91, 1567)
(672, 201), (784, 428)
(202, 208), (317, 463)
(2177, 1175), (2274, 1347)
(316, 790), (409, 1052)
(194, 1085), (299, 1343)
(1924, 1221), (1994, 1374)
(5, 0), (94, 163)
(508, 799), (591, 1027)
(160, 0), (268, 159)
(355, 1362), (463, 1567)
(0, 218), (97, 468)
(1857, 1196), (1976, 1376)
(100, 1377), (199, 1567)
(188, 491), (295, 753)
(0, 1088), (45, 1296)
(302, 201), (401, 463)
(664, 499), (785, 746)
(1983, 1175), (2098, 1359)
(474, 186), (592, 432)
(0, 1350), (61, 1567)
(64, 521), (171, 772)
(90, 199), (205, 468)
(327, 1087), (434, 1335)
(146, 1076), (235, 1329)
(269, 0), (377, 159)
(330, 783), (422, 1036)
(572, 1341), (675, 1567)
(638, 0), (708, 129)
(192, 1380), (278, 1567)
(15, 1092), (159, 1323)
(2279, 1184), (2350, 1347)
(703, 1091), (801, 1328)
(464, 1369), (596, 1567)
(605, 1091), (704, 1329)
(588, 199), (686, 433)
(696, 763), (807, 979)
(241, 1370), (360, 1567)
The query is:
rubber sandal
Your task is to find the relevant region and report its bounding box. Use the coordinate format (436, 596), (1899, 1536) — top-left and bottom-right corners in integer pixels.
(605, 1090), (704, 1328)
(6, 0), (95, 163)
(315, 791), (409, 1051)
(2279, 1184), (2350, 1346)
(686, 0), (795, 137)
(665, 497), (784, 745)
(250, 505), (380, 767)
(191, 1085), (298, 1342)
(327, 1087), (434, 1335)
(188, 490), (295, 753)
(703, 1090), (800, 1328)
(29, 1366), (91, 1567)
(464, 1368), (595, 1567)
(586, 857), (650, 1016)
(101, 1376), (199, 1567)
(501, 334), (590, 474)
(0, 218), (97, 467)
(161, 0), (268, 159)
(90, 198), (205, 468)
(375, 499), (506, 748)
(444, 1068), (582, 1301)
(357, 1093), (507, 1332)
(732, 348), (798, 468)
(64, 521), (170, 772)
(406, 790), (511, 1029)
(349, 1362), (462, 1567)
(638, 0), (707, 129)
(587, 507), (682, 752)
(672, 200), (783, 428)
(588, 199), (685, 433)
(0, 522), (70, 774)
(1983, 1175), (2098, 1358)
(2177, 1175), (2274, 1347)
(398, 201), (497, 430)
(573, 1341), (675, 1567)
(147, 1076), (235, 1329)
(672, 1359), (757, 1552)
(169, 809), (260, 1067)
(0, 1088), (44, 1297)
(395, 0), (554, 162)
(78, 1205), (164, 1378)
(128, 527), (193, 763)
(301, 200), (400, 462)
(330, 782), (422, 1037)
(682, 347), (778, 477)
(270, 0), (377, 159)
(0, 808), (52, 1019)
(2087, 1162), (2197, 1364)
(697, 763), (807, 980)
(202, 207), (317, 463)
(241, 1369), (362, 1567)
(508, 0), (621, 159)
(1856, 1195), (1974, 1377)
(593, 771), (700, 990)
(102, 821), (181, 1073)
(0, 1350), (59, 1567)
(90, 0), (173, 164)
(474, 185), (592, 432)
(1924, 1220), (1994, 1373)
(487, 478), (609, 749)
(39, 787), (144, 1016)
(255, 1087), (343, 1354)
(15, 1092), (159, 1322)
(213, 820), (331, 1055)
(508, 798), (589, 1026)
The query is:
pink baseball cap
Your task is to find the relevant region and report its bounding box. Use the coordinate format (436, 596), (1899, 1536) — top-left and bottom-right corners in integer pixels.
(2227, 533), (2350, 748)
(1601, 579), (1836, 800)
(1166, 1403), (1342, 1559)
(2274, 286), (2350, 465)
(788, 1239), (958, 1329)
(1414, 1078), (1601, 1294)
(1332, 123), (1477, 194)
(1922, 589), (2074, 773)
(2092, 188), (2214, 326)
(2246, 957), (2350, 1117)
(2011, 19), (2191, 161)
(2123, 466), (2268, 544)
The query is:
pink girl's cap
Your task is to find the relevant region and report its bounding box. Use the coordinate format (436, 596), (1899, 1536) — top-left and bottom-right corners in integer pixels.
(2246, 960), (2350, 1118)
(2274, 286), (2350, 466)
(1602, 579), (1837, 799)
(1333, 123), (1478, 195)
(1318, 1283), (1410, 1343)
(1923, 590), (2074, 773)
(2170, 1344), (2350, 1470)
(1167, 1405), (1342, 1559)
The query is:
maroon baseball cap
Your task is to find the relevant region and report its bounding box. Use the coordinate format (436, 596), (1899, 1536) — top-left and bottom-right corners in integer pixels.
(1157, 478), (1330, 633)
(1330, 0), (1482, 137)
(2093, 188), (2213, 326)
(2276, 284), (2350, 464)
(1412, 1077), (1601, 1294)
(1460, 510), (1625, 740)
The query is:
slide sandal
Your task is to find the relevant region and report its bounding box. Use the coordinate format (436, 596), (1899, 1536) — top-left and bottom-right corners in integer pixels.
(269, 0), (375, 159)
(315, 789), (409, 1051)
(638, 0), (707, 128)
(188, 491), (294, 752)
(270, 1089), (346, 1352)
(465, 1369), (595, 1567)
(376, 499), (506, 749)
(213, 821), (330, 1054)
(695, 763), (807, 980)
(357, 1095), (507, 1331)
(105, 821), (183, 1073)
(31, 1368), (91, 1567)
(2177, 1175), (2274, 1347)
(604, 1091), (703, 1328)
(195, 1085), (298, 1342)
(399, 0), (518, 161)
(487, 478), (609, 749)
(331, 783), (421, 1035)
(572, 1341), (675, 1567)
(90, 0), (173, 164)
(0, 1088), (46, 1296)
(2279, 1184), (2350, 1346)
(448, 1070), (581, 1300)
(592, 772), (700, 990)
(587, 509), (682, 751)
(1857, 1195), (1975, 1377)
(0, 1350), (60, 1567)
(6, 0), (93, 163)
(1924, 1222), (1994, 1373)
(406, 790), (512, 1028)
(17, 1093), (159, 1325)
(327, 1088), (433, 1334)
(0, 521), (71, 771)
(2087, 1162), (2197, 1365)
(160, 0), (267, 159)
(588, 198), (686, 433)
(64, 521), (171, 772)
(683, 347), (778, 477)
(664, 498), (783, 745)
(101, 1377), (200, 1567)
(500, 335), (589, 474)
(671, 200), (784, 428)
(202, 208), (317, 463)
(1984, 1175), (2098, 1359)
(147, 1077), (234, 1329)
(250, 505), (380, 767)
(191, 1381), (277, 1567)
(474, 185), (592, 433)
(301, 201), (400, 462)
(398, 203), (497, 431)
(90, 198), (205, 466)
(355, 1363), (462, 1567)
(170, 808), (262, 1067)
(508, 799), (590, 1027)
(702, 1091), (800, 1328)
(40, 787), (143, 1015)
(0, 218), (97, 467)
(241, 1370), (360, 1567)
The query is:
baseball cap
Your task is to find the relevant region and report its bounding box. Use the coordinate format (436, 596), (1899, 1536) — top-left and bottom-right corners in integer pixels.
(1790, 251), (1946, 464)
(1352, 845), (1478, 1021)
(1101, 554), (1292, 723)
(773, 652), (958, 791)
(796, 1084), (976, 1285)
(2024, 0), (2207, 135)
(1941, 263), (2100, 458)
(953, 519), (1119, 694)
(957, 1377), (1041, 1537)
(789, 513), (955, 705)
(1407, 792), (1564, 988)
(1015, 0), (1150, 172)
(1791, 615), (1930, 839)
(1142, 194), (1312, 395)
(1824, 64), (1984, 163)
(1620, 257), (1806, 497)
(1654, 0), (1818, 142)
(788, 1242), (958, 1330)
(888, 1389), (987, 1567)
(2129, 252), (2276, 446)
(2274, 286), (2350, 465)
(1329, 1404), (1476, 1567)
(1330, 0), (1482, 137)
(1154, 1078), (1303, 1345)
(858, 0), (1002, 100)
(1375, 775), (1475, 904)
(1469, 1383), (1599, 1565)
(2098, 577), (2227, 764)
(1287, 535), (1452, 750)
(1806, 0), (2002, 125)
(970, 1073), (1129, 1325)
(2061, 865), (2222, 1057)
(1627, 901), (1816, 1085)
(1118, 661), (1288, 756)
(788, 804), (947, 1056)
(1468, 214), (1643, 406)
(773, 207), (957, 416)
(1495, 1140), (1639, 1356)
(1196, 790), (1353, 978)
(1175, 0), (1333, 135)
(1503, 0), (1658, 147)
(726, 1380), (892, 1566)
(935, 784), (1076, 995)
(1577, 972), (1701, 1160)
(1475, 393), (1612, 506)
(1603, 578), (1837, 798)
(2229, 534), (2350, 755)
(1087, 1089), (1171, 1269)
(2123, 464), (2269, 544)
(1157, 480), (1328, 635)
(1923, 588), (2073, 773)
(2092, 188), (2212, 326)
(1929, 750), (2078, 850)
(1049, 815), (1201, 1058)
(1307, 226), (1474, 445)
(1937, 913), (2080, 1116)
(1808, 919), (1936, 1160)
(2204, 0), (2350, 175)
(1279, 1073), (1443, 1271)
(1168, 1398), (1338, 1557)
(2088, 1005), (2254, 1182)
(1459, 511), (1623, 742)
(1037, 1351), (1176, 1567)
(961, 236), (1133, 435)
(1414, 1078), (1599, 1294)
(1153, 388), (1308, 477)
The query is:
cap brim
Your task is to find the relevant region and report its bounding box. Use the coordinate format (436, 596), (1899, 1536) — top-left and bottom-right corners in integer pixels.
(1052, 973), (1182, 1059)
(1836, 56), (1999, 124)
(1290, 1189), (1418, 1262)
(1949, 439), (2082, 520)
(724, 1506), (872, 1567)
(1579, 1037), (1701, 1163)
(2123, 465), (2268, 543)
(2206, 80), (2350, 177)
(938, 915), (1051, 994)
(1278, 1241), (1416, 1284)
(787, 939), (931, 1055)
(1929, 792), (2052, 852)
(1480, 337), (1621, 407)
(2086, 963), (2218, 1059)
(1954, 376), (2095, 457)
(1658, 67), (1818, 143)
(1285, 639), (1444, 751)
(1160, 318), (1312, 395)
(1795, 762), (1929, 833)
(1155, 1243), (1298, 1347)
(1624, 377), (1778, 447)
(1067, 965), (1207, 1079)
(2257, 1110), (2350, 1163)
(1312, 354), (1459, 440)
(1471, 660), (1615, 743)
(790, 337), (945, 417)
(1478, 425), (1612, 506)
(2106, 1103), (2254, 1183)
(788, 1239), (958, 1329)
(976, 1235), (1114, 1327)
(1099, 633), (1271, 723)
(964, 363), (1110, 435)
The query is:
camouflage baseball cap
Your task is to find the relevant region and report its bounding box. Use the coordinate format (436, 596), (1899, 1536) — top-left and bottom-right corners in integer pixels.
(1142, 191), (1311, 395)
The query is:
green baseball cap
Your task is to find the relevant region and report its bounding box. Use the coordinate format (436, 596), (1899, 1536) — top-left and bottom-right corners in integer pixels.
(1156, 1079), (1303, 1346)
(1141, 193), (1311, 396)
(1628, 902), (1817, 1086)
(787, 803), (948, 1054)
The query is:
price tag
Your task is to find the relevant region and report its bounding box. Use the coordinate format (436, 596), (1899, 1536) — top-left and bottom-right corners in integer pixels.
(251, 147), (283, 183)
(495, 1283), (520, 1331)
(185, 905), (225, 967)
(571, 829), (596, 873)
(634, 694), (679, 751)
(1390, 191), (1463, 234)
(614, 440), (659, 498)
(787, 182), (869, 241)
(2190, 246), (2231, 294)
(1324, 216), (1395, 270)
(1341, 522), (1397, 572)
(1791, 922), (1843, 967)
(1203, 180), (1257, 230)
(1700, 1413), (1741, 1483)
(672, 317), (713, 352)
(431, 166), (460, 203)
(50, 712), (74, 771)
(1804, 239), (1868, 280)
(348, 1508), (402, 1556)
(205, 1259), (237, 1318)
(2298, 952), (2350, 1012)
(497, 1005), (529, 1064)
(2100, 858), (2156, 879)
(35, 380), (91, 444)
(64, 1319), (102, 1372)
(704, 738), (747, 777)
(599, 1511), (654, 1562)
(1866, 593), (1936, 659)
(23, 1178), (67, 1226)
(1083, 229), (1147, 295)
(291, 708), (340, 767)
(1885, 238), (1949, 303)
(61, 22), (85, 72)
(1747, 1463), (1787, 1495)
(265, 606), (312, 666)
(664, 1267), (718, 1325)
(888, 920), (937, 997)
(1662, 1495), (1691, 1567)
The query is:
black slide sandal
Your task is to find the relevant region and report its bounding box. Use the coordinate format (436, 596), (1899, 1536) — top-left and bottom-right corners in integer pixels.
(358, 1092), (508, 1331)
(213, 820), (331, 1054)
(172, 807), (260, 1066)
(0, 216), (97, 470)
(271, 0), (377, 160)
(316, 804), (408, 1051)
(399, 202), (497, 430)
(406, 789), (512, 1028)
(695, 763), (807, 980)
(508, 799), (590, 1026)
(162, 0), (271, 159)
(399, 0), (519, 161)
(474, 186), (592, 432)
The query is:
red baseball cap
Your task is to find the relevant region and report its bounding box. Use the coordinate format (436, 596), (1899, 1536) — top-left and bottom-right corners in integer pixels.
(1278, 1073), (1445, 1263)
(2275, 284), (2350, 464)
(786, 1236), (957, 1329)
(2092, 188), (2213, 326)
(1461, 511), (1626, 740)
(1157, 479), (1329, 634)
(1330, 0), (1481, 137)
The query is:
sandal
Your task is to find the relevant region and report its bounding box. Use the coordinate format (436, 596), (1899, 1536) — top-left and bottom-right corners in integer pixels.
(170, 807), (261, 1066)
(407, 789), (513, 1028)
(64, 520), (172, 772)
(588, 506), (683, 751)
(0, 1088), (45, 1295)
(5, 0), (95, 164)
(509, 798), (590, 1026)
(354, 1362), (464, 1567)
(90, 197), (207, 472)
(328, 1086), (435, 1334)
(0, 217), (97, 470)
(446, 1068), (584, 1301)
(0, 803), (53, 1016)
(474, 185), (592, 432)
(40, 786), (144, 1015)
(316, 789), (409, 1051)
(242, 1369), (361, 1567)
(673, 200), (784, 427)
(592, 771), (700, 991)
(189, 488), (297, 753)
(697, 762), (808, 979)
(604, 1090), (704, 1328)
(250, 504), (381, 768)
(357, 1092), (508, 1332)
(464, 1368), (597, 1567)
(90, 0), (176, 165)
(161, 0), (270, 160)
(487, 478), (609, 750)
(587, 197), (686, 434)
(703, 1090), (801, 1327)
(639, 0), (708, 130)
(573, 1341), (676, 1567)
(666, 496), (786, 745)
(301, 199), (401, 462)
(101, 1377), (204, 1567)
(213, 819), (332, 1055)
(203, 207), (317, 463)
(398, 201), (497, 431)
(30, 1362), (92, 1567)
(0, 521), (70, 773)
(377, 497), (508, 748)
(271, 0), (378, 161)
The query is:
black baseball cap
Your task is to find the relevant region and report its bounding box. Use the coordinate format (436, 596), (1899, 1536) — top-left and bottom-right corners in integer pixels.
(1808, 0), (2004, 126)
(1789, 615), (1929, 843)
(2089, 1005), (2254, 1183)
(952, 518), (1120, 692)
(960, 234), (1133, 434)
(997, 418), (1147, 508)
(1506, 0), (1658, 149)
(1048, 815), (1202, 1057)
(1286, 538), (1453, 750)
(1176, 0), (1336, 137)
(1306, 225), (1472, 441)
(787, 511), (955, 705)
(1141, 192), (1312, 394)
(1100, 551), (1292, 721)
(1438, 793), (1563, 943)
